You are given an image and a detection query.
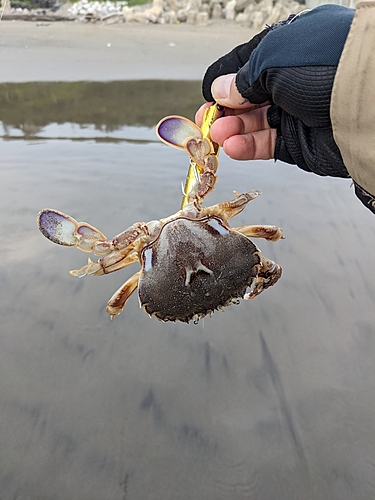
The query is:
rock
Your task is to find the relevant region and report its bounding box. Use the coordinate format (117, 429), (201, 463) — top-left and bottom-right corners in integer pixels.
(235, 0), (252, 11)
(224, 0), (236, 19)
(68, 0), (127, 18)
(104, 13), (123, 22)
(144, 0), (163, 18)
(162, 9), (177, 22)
(257, 0), (273, 15)
(200, 2), (210, 14)
(238, 2), (255, 24)
(251, 9), (265, 28)
(265, 3), (287, 24)
(197, 10), (209, 24)
(176, 0), (201, 23)
(132, 12), (149, 22)
(211, 2), (223, 18)
(186, 8), (197, 22)
(186, 0), (202, 12)
(29, 0), (311, 26)
(165, 0), (180, 10)
(176, 8), (187, 20)
(235, 10), (249, 22)
(122, 5), (134, 21)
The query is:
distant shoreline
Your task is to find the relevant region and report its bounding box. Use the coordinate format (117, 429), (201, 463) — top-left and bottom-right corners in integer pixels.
(0, 19), (257, 82)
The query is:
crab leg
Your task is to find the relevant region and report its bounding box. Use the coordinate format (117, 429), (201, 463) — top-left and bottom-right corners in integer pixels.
(106, 271), (141, 319)
(38, 209), (149, 254)
(234, 224), (284, 242)
(201, 190), (261, 222)
(70, 251), (140, 278)
(245, 256), (282, 299)
(187, 153), (220, 207)
(38, 209), (153, 278)
(70, 228), (150, 277)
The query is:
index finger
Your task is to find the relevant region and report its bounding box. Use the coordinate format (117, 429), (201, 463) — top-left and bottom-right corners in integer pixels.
(195, 102), (214, 128)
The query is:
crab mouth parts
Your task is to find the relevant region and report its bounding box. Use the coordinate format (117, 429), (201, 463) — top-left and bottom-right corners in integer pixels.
(184, 261), (213, 286)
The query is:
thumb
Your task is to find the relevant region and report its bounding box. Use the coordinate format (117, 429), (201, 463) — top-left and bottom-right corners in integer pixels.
(211, 74), (251, 109)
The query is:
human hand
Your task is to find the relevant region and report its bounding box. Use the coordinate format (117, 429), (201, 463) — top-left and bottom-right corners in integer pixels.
(195, 77), (276, 161)
(199, 5), (354, 178)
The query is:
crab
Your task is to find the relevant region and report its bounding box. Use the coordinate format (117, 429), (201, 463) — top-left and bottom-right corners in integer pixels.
(38, 108), (283, 323)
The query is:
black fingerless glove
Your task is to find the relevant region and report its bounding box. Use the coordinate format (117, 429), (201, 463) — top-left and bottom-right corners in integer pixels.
(202, 5), (354, 179)
(202, 26), (271, 101)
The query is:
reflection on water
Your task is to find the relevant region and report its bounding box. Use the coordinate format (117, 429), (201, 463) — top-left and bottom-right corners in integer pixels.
(1, 81), (375, 500)
(0, 80), (203, 141)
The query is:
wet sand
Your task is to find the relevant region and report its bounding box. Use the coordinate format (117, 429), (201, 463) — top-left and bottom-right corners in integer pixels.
(0, 20), (257, 82)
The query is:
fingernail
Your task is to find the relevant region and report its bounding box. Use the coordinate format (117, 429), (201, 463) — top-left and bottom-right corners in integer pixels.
(211, 74), (233, 101)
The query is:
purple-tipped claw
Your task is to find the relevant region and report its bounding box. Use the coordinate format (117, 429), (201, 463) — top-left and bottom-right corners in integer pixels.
(156, 116), (202, 149)
(38, 209), (79, 246)
(38, 209), (106, 252)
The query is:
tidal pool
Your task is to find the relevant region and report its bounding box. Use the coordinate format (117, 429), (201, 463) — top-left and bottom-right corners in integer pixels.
(1, 81), (375, 500)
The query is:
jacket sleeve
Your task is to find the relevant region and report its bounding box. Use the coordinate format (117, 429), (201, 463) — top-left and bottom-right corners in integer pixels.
(331, 1), (375, 213)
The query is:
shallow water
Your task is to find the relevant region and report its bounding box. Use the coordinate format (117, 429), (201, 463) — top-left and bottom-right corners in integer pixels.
(1, 81), (375, 500)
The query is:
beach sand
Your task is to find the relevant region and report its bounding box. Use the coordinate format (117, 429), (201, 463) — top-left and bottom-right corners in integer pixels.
(0, 20), (257, 82)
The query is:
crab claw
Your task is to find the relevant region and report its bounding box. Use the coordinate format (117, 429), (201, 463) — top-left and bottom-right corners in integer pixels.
(185, 137), (213, 168)
(37, 209), (107, 253)
(156, 116), (203, 150)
